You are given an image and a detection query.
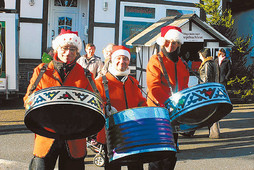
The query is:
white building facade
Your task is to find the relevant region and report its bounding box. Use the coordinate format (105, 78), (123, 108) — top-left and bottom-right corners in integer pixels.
(0, 0), (204, 95)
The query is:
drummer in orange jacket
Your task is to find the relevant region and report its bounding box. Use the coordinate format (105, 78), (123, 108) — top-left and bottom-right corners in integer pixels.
(146, 26), (189, 170)
(95, 45), (147, 170)
(23, 29), (95, 170)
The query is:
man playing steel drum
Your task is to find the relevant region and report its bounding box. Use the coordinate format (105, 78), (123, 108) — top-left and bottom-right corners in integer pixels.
(146, 26), (190, 170)
(95, 45), (147, 170)
(24, 29), (96, 170)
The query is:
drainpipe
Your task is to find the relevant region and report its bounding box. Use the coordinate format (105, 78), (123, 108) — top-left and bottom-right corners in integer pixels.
(5, 75), (8, 100)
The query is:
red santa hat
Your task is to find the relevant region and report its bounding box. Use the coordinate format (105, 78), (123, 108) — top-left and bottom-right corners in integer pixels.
(156, 26), (184, 46)
(52, 29), (82, 53)
(111, 45), (131, 61)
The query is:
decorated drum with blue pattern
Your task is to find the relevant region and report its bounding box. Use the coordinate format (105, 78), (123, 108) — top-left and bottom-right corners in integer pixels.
(168, 82), (233, 132)
(106, 107), (176, 164)
(24, 86), (105, 139)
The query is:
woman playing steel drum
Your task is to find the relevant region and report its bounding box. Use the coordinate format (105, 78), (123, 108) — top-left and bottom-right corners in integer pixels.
(95, 45), (147, 170)
(24, 29), (105, 170)
(95, 45), (177, 170)
(168, 48), (232, 139)
(146, 26), (189, 170)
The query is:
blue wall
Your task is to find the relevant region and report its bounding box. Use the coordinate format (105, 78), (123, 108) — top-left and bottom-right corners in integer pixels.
(233, 9), (254, 65)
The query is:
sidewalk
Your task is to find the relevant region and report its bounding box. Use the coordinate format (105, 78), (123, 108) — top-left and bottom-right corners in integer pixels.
(0, 97), (27, 132)
(0, 97), (254, 132)
(1, 99), (254, 170)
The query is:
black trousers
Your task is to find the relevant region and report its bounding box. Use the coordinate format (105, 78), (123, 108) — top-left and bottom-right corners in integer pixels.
(148, 153), (177, 170)
(148, 133), (178, 170)
(104, 144), (144, 170)
(29, 140), (85, 170)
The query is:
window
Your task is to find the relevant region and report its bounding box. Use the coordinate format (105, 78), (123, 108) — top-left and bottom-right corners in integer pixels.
(54, 0), (77, 7)
(122, 21), (153, 66)
(58, 17), (72, 34)
(166, 9), (195, 17)
(124, 6), (155, 19)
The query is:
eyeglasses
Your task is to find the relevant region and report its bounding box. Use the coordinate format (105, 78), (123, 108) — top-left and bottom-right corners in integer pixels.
(60, 46), (77, 52)
(167, 41), (178, 45)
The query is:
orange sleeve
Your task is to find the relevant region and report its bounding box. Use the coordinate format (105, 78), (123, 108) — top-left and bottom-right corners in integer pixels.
(146, 55), (170, 104)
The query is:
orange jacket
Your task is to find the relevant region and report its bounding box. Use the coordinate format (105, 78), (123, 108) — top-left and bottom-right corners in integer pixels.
(95, 73), (147, 144)
(23, 61), (94, 158)
(146, 51), (189, 106)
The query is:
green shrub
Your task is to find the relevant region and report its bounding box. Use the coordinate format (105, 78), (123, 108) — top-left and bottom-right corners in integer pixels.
(228, 76), (254, 101)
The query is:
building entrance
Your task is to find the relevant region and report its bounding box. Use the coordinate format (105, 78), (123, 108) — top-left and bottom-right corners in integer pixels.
(47, 0), (88, 53)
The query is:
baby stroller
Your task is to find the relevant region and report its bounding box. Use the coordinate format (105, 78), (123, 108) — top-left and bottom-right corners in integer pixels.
(87, 137), (106, 167)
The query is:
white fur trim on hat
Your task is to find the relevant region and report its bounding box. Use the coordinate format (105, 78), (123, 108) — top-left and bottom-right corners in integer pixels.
(111, 49), (130, 60)
(156, 36), (166, 46)
(164, 29), (184, 44)
(52, 33), (82, 53)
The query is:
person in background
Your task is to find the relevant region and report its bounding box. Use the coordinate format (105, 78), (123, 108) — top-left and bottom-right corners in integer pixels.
(146, 26), (189, 170)
(24, 29), (95, 170)
(77, 43), (103, 79)
(181, 48), (218, 138)
(199, 48), (220, 138)
(97, 43), (115, 77)
(95, 45), (147, 170)
(215, 48), (232, 87)
(198, 48), (216, 83)
(42, 47), (54, 64)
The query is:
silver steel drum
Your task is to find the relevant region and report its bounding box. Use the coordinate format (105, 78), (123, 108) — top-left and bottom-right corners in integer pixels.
(24, 86), (105, 140)
(168, 82), (233, 132)
(106, 107), (176, 165)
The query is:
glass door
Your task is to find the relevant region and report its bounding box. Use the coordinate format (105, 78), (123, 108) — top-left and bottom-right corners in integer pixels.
(48, 0), (79, 48)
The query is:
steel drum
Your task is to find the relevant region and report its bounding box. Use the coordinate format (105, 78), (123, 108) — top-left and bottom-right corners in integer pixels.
(24, 86), (105, 140)
(106, 107), (176, 165)
(168, 82), (233, 132)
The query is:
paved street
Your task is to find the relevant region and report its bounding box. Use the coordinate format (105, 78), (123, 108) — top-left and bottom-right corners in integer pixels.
(0, 98), (254, 170)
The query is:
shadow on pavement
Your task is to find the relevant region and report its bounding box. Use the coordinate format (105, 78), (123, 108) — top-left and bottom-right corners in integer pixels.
(178, 108), (254, 161)
(178, 132), (254, 160)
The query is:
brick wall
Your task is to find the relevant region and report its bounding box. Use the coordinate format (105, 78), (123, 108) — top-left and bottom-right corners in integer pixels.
(19, 60), (41, 95)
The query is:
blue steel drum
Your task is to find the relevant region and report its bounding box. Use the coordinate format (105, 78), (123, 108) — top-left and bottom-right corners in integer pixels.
(106, 107), (176, 165)
(24, 86), (105, 140)
(168, 82), (233, 132)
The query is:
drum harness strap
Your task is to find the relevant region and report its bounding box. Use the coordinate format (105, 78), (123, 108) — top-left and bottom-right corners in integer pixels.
(83, 68), (100, 96)
(102, 75), (112, 118)
(28, 63), (100, 97)
(128, 76), (160, 107)
(28, 63), (49, 96)
(102, 74), (160, 112)
(157, 53), (175, 94)
(101, 75), (152, 117)
(157, 51), (179, 111)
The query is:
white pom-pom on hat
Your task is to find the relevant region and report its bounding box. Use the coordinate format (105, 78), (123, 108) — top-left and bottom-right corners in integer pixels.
(156, 26), (184, 46)
(52, 29), (82, 53)
(156, 37), (166, 46)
